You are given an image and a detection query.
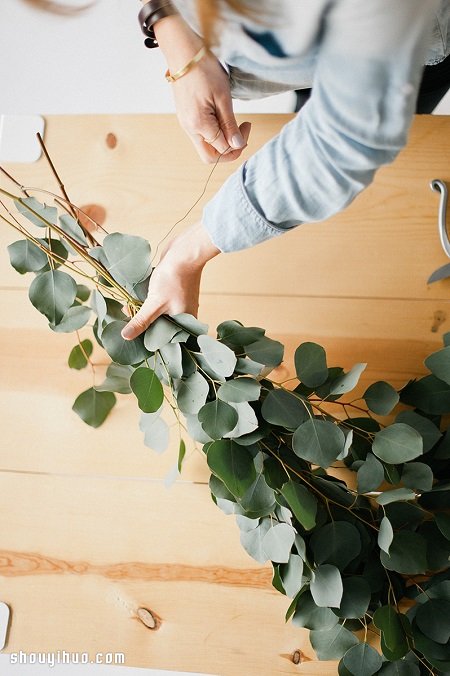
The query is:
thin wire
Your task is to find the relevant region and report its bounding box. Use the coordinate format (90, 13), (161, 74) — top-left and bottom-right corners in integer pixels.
(151, 150), (226, 264)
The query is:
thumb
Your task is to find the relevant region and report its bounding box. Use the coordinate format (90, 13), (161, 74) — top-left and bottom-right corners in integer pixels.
(217, 98), (245, 150)
(121, 298), (163, 340)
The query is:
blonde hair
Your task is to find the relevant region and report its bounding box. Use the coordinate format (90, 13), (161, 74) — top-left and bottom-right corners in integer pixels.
(196, 0), (254, 46)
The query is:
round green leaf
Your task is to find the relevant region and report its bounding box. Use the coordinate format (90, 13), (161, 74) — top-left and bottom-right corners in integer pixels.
(294, 342), (328, 388)
(280, 554), (304, 599)
(395, 410), (441, 452)
(139, 411), (169, 453)
(401, 462), (433, 492)
(217, 377), (261, 403)
(292, 591), (339, 630)
(363, 381), (399, 416)
(130, 367), (164, 413)
(101, 320), (150, 365)
(72, 387), (116, 428)
(68, 339), (93, 370)
(38, 238), (68, 269)
(400, 375), (450, 415)
(197, 334), (237, 377)
(293, 418), (346, 468)
(333, 577), (371, 619)
(378, 516), (394, 554)
(159, 342), (183, 379)
(376, 488), (416, 505)
(380, 531), (427, 575)
(310, 624), (359, 660)
(239, 472), (276, 518)
(144, 316), (179, 351)
(7, 239), (48, 274)
(330, 363), (367, 396)
(95, 363), (133, 394)
(372, 423), (423, 464)
(244, 336), (284, 367)
(207, 439), (256, 498)
(59, 213), (88, 246)
(15, 197), (57, 227)
(217, 320), (264, 346)
(280, 480), (317, 531)
(262, 522), (296, 563)
(416, 599), (450, 644)
(435, 512), (450, 540)
(76, 284), (91, 302)
(342, 643), (382, 676)
(373, 606), (409, 656)
(425, 345), (450, 385)
(29, 269), (77, 325)
(171, 312), (208, 336)
(261, 389), (308, 430)
(311, 564), (343, 608)
(240, 518), (271, 564)
(176, 371), (209, 414)
(357, 452), (385, 493)
(198, 399), (239, 439)
(377, 661), (420, 675)
(310, 521), (361, 569)
(102, 232), (151, 284)
(51, 305), (91, 333)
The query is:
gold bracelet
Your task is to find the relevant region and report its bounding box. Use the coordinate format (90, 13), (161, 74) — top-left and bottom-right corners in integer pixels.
(165, 46), (207, 83)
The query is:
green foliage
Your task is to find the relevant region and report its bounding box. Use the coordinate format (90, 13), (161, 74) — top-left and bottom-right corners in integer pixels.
(5, 189), (450, 676)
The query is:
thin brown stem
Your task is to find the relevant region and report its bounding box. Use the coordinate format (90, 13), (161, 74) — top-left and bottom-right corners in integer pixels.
(0, 166), (30, 196)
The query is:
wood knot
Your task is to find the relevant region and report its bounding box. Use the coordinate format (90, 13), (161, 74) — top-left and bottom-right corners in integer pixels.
(431, 310), (446, 333)
(136, 607), (161, 631)
(106, 133), (118, 149)
(292, 649), (311, 665)
(78, 204), (107, 232)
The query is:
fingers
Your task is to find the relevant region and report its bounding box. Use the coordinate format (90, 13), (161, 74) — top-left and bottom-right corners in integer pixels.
(191, 121), (252, 164)
(216, 95), (246, 150)
(121, 297), (165, 340)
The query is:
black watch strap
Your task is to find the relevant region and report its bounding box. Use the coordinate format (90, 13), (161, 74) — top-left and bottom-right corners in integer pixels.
(138, 1), (178, 49)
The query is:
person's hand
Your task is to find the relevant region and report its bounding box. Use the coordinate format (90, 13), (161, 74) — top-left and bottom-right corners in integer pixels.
(121, 222), (220, 340)
(154, 14), (252, 163)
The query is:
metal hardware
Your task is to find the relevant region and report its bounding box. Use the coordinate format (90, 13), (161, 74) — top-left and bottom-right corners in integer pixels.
(430, 179), (450, 257)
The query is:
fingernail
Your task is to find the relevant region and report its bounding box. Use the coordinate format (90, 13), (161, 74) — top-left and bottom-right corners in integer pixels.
(231, 132), (245, 149)
(121, 325), (134, 340)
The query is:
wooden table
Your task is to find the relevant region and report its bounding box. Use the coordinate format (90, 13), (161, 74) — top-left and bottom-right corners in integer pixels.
(0, 114), (449, 675)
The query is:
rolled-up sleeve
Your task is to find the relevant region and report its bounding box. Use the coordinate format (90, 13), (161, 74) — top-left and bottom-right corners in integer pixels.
(202, 0), (438, 253)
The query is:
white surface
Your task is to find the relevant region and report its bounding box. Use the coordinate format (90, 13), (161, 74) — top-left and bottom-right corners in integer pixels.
(0, 603), (10, 651)
(0, 0), (293, 115)
(0, 115), (45, 162)
(0, 655), (218, 676)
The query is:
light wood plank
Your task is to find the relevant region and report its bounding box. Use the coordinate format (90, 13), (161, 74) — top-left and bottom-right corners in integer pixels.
(0, 474), (337, 675)
(1, 115), (449, 301)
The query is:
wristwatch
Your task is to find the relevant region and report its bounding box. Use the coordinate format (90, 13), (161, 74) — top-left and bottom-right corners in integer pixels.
(138, 0), (178, 48)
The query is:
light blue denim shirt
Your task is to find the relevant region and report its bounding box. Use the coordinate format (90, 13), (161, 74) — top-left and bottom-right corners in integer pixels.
(173, 0), (450, 253)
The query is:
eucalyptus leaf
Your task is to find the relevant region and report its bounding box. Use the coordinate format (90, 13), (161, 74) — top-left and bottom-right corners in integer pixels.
(198, 399), (238, 439)
(102, 232), (151, 284)
(51, 304), (91, 333)
(341, 643), (382, 676)
(95, 362), (133, 394)
(207, 439), (256, 498)
(7, 239), (48, 274)
(293, 418), (346, 468)
(76, 284), (90, 302)
(171, 312), (208, 336)
(223, 401), (259, 438)
(425, 345), (450, 385)
(292, 591), (339, 630)
(377, 661), (420, 676)
(59, 213), (88, 246)
(244, 336), (284, 367)
(261, 389), (308, 430)
(400, 375), (450, 415)
(217, 320), (265, 346)
(310, 521), (361, 569)
(159, 342), (183, 379)
(144, 317), (179, 351)
(376, 488), (416, 505)
(401, 462), (433, 492)
(240, 518), (271, 564)
(428, 262), (450, 284)
(333, 577), (371, 619)
(363, 381), (399, 416)
(330, 363), (367, 396)
(295, 342), (328, 388)
(29, 269), (77, 324)
(68, 339), (93, 370)
(373, 606), (409, 659)
(378, 516), (394, 554)
(130, 367), (164, 413)
(262, 522), (296, 563)
(217, 377), (261, 403)
(139, 411), (169, 454)
(72, 387), (116, 428)
(311, 564), (343, 608)
(372, 423), (423, 464)
(197, 334), (237, 377)
(415, 598), (450, 644)
(234, 357), (264, 376)
(15, 197), (57, 227)
(280, 554), (304, 598)
(184, 412), (213, 443)
(310, 624), (358, 660)
(280, 481), (317, 531)
(357, 452), (385, 493)
(176, 372), (209, 414)
(101, 320), (149, 365)
(238, 472), (276, 517)
(395, 410), (441, 452)
(380, 531), (427, 574)
(38, 238), (69, 270)
(435, 512), (450, 540)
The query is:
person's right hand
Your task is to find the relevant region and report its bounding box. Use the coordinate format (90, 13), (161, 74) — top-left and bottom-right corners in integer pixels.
(154, 14), (252, 164)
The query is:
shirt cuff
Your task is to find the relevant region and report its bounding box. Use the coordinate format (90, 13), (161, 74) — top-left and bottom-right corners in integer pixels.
(202, 163), (294, 253)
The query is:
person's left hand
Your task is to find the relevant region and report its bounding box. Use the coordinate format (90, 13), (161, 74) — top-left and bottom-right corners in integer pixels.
(121, 221), (220, 340)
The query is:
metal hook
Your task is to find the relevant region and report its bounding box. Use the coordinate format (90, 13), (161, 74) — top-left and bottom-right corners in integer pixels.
(430, 179), (450, 258)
